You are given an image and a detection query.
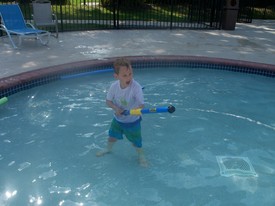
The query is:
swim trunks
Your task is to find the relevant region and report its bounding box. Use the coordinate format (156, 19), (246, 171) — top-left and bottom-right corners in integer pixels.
(109, 117), (142, 148)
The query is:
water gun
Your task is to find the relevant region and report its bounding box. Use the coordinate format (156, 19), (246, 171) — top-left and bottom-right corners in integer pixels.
(122, 105), (175, 116)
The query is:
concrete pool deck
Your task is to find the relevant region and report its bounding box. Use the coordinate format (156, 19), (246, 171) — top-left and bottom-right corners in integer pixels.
(0, 20), (275, 79)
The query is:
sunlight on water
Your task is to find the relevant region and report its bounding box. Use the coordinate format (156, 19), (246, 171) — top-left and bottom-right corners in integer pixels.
(0, 67), (275, 205)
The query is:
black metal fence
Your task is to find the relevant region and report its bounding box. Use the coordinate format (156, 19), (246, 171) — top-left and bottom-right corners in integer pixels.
(0, 0), (256, 32)
(238, 0), (254, 23)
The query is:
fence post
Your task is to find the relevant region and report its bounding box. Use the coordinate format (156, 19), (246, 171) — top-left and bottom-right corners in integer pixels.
(59, 2), (63, 32)
(170, 0), (174, 29)
(113, 0), (120, 29)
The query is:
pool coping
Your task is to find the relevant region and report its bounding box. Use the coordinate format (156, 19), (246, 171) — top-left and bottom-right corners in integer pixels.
(1, 55), (275, 98)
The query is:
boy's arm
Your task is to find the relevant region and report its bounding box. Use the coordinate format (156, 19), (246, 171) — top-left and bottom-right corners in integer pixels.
(106, 100), (124, 116)
(135, 104), (144, 109)
(135, 85), (145, 109)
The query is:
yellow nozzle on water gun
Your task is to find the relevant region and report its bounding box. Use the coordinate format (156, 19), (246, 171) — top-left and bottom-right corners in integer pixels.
(130, 109), (142, 115)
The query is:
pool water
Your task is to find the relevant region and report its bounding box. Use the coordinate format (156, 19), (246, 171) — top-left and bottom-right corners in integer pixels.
(0, 67), (275, 205)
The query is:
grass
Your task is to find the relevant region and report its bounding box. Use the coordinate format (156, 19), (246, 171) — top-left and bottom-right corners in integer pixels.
(253, 7), (275, 19)
(51, 3), (191, 22)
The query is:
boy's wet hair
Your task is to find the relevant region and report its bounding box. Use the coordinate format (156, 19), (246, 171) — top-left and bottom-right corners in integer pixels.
(113, 58), (131, 74)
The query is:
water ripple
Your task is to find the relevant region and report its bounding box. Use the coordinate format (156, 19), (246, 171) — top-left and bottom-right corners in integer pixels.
(39, 169), (57, 180)
(188, 108), (275, 131)
(49, 185), (71, 194)
(18, 162), (31, 171)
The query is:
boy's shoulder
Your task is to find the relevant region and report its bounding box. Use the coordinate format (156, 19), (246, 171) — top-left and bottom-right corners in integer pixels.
(110, 80), (119, 87)
(131, 80), (143, 90)
(132, 79), (142, 87)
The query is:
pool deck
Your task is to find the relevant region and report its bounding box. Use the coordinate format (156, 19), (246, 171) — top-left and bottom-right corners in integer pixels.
(0, 20), (275, 79)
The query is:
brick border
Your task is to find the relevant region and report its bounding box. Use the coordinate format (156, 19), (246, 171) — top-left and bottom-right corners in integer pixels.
(1, 55), (275, 98)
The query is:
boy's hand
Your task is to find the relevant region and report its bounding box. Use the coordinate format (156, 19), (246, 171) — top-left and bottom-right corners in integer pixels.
(115, 108), (124, 116)
(106, 100), (124, 116)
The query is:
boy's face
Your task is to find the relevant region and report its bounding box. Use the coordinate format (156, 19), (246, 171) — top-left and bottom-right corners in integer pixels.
(114, 66), (133, 89)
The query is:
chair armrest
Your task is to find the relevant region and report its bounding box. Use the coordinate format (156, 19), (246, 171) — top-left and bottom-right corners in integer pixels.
(52, 13), (58, 21)
(26, 22), (36, 29)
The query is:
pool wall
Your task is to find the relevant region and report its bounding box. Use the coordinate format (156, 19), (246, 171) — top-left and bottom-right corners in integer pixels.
(1, 56), (275, 98)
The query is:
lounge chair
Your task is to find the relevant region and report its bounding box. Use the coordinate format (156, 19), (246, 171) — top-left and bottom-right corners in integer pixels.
(32, 0), (58, 38)
(0, 4), (50, 48)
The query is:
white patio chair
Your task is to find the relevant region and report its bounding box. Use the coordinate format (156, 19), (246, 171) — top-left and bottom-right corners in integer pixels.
(32, 0), (58, 38)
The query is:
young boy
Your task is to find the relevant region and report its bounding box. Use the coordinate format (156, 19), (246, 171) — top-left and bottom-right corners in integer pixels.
(96, 58), (148, 167)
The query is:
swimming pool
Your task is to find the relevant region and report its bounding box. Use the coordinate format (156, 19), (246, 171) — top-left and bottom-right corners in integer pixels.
(0, 56), (275, 206)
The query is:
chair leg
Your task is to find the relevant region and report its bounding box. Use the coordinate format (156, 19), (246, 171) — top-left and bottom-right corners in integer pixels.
(6, 32), (18, 49)
(54, 22), (58, 38)
(38, 32), (50, 46)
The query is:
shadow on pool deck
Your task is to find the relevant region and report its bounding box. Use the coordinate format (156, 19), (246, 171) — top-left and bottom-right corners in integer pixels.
(0, 20), (274, 79)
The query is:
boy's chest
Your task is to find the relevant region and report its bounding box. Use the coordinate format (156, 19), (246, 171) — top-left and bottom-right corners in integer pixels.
(114, 88), (135, 106)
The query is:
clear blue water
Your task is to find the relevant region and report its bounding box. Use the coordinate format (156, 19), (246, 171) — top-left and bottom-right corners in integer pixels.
(0, 67), (275, 206)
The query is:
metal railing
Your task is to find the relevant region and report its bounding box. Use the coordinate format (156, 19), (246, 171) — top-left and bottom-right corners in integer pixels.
(0, 0), (257, 33)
